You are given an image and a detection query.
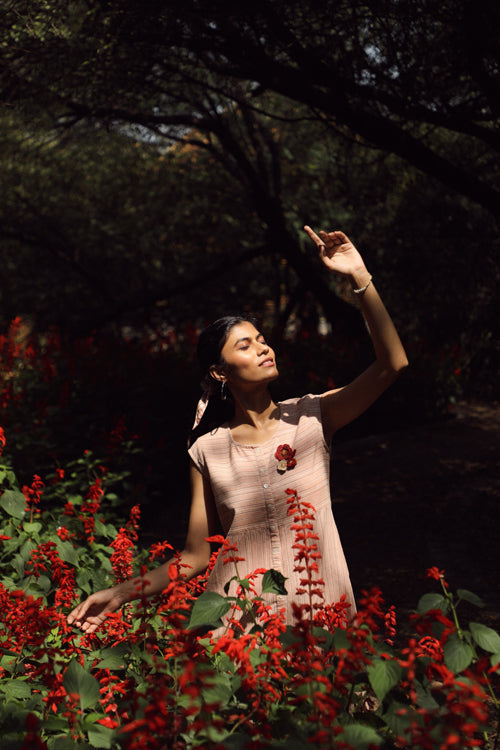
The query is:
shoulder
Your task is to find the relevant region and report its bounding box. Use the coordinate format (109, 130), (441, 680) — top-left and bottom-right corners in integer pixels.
(188, 424), (229, 473)
(189, 424), (228, 453)
(279, 393), (322, 420)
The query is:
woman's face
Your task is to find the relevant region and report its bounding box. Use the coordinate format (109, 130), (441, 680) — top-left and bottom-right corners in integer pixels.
(216, 322), (279, 390)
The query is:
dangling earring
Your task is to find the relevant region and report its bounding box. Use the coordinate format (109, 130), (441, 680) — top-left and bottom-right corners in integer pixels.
(220, 381), (227, 400)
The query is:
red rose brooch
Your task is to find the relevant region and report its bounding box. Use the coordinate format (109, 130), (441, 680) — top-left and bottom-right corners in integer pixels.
(275, 444), (297, 473)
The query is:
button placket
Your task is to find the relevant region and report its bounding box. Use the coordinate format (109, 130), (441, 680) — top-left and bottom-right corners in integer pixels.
(254, 447), (281, 562)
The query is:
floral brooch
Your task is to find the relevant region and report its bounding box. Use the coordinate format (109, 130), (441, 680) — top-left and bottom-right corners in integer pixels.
(275, 444), (297, 473)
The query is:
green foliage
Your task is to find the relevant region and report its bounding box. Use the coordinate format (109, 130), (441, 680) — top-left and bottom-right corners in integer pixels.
(0, 447), (498, 748)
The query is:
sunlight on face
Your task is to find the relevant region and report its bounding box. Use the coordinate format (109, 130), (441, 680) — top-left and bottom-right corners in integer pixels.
(219, 322), (279, 388)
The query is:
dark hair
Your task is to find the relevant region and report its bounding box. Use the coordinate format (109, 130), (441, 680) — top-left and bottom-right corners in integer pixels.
(189, 314), (257, 445)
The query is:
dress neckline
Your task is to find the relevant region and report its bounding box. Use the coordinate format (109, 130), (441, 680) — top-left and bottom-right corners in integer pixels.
(226, 402), (283, 448)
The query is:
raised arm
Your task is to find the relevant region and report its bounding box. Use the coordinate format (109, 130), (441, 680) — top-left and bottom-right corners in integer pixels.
(67, 463), (216, 633)
(303, 226), (408, 442)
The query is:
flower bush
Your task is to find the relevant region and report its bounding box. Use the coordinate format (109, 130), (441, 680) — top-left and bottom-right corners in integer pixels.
(0, 424), (498, 750)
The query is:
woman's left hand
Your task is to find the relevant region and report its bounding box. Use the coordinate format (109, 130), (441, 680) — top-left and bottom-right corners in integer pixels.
(304, 226), (367, 278)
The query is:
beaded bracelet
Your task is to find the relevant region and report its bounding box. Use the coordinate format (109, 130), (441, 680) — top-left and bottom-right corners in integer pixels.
(352, 274), (372, 294)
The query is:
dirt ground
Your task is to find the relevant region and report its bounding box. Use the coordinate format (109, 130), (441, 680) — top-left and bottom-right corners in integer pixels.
(331, 400), (500, 634)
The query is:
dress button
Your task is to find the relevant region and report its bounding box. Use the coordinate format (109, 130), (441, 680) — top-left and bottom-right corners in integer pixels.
(263, 483), (269, 489)
(270, 524), (277, 533)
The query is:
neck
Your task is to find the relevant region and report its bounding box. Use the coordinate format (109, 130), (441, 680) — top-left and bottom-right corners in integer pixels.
(230, 387), (277, 429)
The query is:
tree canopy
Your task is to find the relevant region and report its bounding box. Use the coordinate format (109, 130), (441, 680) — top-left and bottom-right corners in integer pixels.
(0, 0), (498, 399)
(3, 0), (499, 214)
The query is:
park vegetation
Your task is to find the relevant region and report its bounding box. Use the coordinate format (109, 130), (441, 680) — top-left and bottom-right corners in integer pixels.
(0, 1), (499, 745)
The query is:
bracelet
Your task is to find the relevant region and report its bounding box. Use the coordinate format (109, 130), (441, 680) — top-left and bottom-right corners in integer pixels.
(352, 274), (372, 295)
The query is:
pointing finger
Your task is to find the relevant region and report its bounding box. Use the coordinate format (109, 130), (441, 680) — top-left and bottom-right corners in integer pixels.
(303, 225), (325, 249)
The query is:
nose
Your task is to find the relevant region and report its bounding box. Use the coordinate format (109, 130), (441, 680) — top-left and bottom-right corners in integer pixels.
(258, 342), (269, 355)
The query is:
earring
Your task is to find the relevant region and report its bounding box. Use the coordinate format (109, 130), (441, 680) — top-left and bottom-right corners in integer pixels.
(220, 382), (227, 401)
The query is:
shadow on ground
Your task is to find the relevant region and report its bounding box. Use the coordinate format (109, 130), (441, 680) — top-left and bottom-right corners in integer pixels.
(332, 401), (500, 632)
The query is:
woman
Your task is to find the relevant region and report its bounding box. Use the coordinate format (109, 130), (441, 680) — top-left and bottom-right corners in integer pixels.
(68, 227), (408, 633)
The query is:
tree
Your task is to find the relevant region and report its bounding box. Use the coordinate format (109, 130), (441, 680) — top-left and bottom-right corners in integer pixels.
(0, 0), (498, 399)
(3, 0), (498, 217)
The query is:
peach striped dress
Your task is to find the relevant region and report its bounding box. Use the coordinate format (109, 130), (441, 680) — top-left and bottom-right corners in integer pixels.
(188, 394), (356, 629)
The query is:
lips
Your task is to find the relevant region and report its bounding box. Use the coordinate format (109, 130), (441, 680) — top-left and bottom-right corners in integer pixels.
(259, 358), (275, 367)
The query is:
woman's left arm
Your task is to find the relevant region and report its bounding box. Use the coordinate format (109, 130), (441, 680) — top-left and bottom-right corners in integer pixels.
(303, 226), (409, 442)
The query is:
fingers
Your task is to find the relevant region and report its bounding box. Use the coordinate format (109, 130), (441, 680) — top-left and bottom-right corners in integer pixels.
(303, 225), (325, 249)
(319, 229), (349, 247)
(77, 614), (105, 634)
(67, 600), (89, 625)
(304, 226), (350, 255)
(67, 595), (105, 631)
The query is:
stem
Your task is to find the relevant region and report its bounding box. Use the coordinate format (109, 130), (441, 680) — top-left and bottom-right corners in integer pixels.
(221, 560), (261, 636)
(12, 636), (26, 677)
(346, 678), (357, 715)
(227, 705), (258, 736)
(440, 578), (463, 639)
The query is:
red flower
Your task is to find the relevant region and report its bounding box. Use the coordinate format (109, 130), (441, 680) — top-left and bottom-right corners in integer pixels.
(275, 444), (297, 473)
(417, 635), (443, 661)
(110, 528), (135, 583)
(52, 467), (65, 483)
(426, 566), (446, 580)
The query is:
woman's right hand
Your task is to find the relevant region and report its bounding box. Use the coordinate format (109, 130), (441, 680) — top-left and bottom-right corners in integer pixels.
(67, 586), (127, 634)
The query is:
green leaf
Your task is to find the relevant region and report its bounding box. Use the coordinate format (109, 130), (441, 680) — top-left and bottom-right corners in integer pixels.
(188, 592), (231, 629)
(0, 679), (32, 700)
(23, 574), (51, 596)
(200, 672), (233, 705)
(48, 737), (89, 750)
(63, 659), (100, 710)
(87, 722), (116, 749)
(261, 569), (288, 595)
(96, 643), (129, 670)
(457, 589), (485, 608)
(341, 723), (383, 748)
(490, 653), (500, 667)
(223, 575), (238, 595)
(22, 522), (42, 535)
(469, 622), (500, 653)
(333, 627), (351, 651)
(0, 490), (26, 519)
(12, 554), (25, 578)
(20, 538), (37, 561)
(417, 593), (448, 614)
(383, 701), (411, 737)
(43, 715), (69, 732)
(55, 538), (79, 566)
(311, 626), (335, 651)
(444, 633), (473, 673)
(416, 679), (439, 709)
(367, 658), (402, 702)
(76, 568), (93, 594)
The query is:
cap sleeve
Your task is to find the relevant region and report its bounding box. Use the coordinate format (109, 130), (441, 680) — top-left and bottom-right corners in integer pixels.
(188, 438), (208, 477)
(299, 393), (323, 420)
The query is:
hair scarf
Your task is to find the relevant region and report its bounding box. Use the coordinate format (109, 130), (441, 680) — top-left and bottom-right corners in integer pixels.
(191, 375), (220, 431)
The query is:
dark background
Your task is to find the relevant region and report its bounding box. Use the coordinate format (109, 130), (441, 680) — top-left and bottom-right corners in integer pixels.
(1, 0), (499, 625)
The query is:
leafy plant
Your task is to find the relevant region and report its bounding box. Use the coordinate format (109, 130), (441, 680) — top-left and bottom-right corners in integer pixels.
(0, 427), (498, 749)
